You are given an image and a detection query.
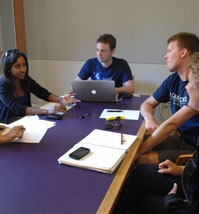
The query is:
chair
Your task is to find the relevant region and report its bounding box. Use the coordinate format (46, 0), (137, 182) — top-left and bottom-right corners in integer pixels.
(175, 154), (193, 165)
(153, 102), (194, 166)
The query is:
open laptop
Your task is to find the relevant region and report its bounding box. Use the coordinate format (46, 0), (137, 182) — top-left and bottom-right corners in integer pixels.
(70, 80), (119, 102)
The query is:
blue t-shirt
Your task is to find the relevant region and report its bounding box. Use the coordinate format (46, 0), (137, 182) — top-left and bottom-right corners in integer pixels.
(153, 72), (199, 147)
(78, 57), (133, 87)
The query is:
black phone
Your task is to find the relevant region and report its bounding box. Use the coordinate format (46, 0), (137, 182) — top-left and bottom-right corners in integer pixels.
(69, 147), (90, 160)
(46, 112), (64, 120)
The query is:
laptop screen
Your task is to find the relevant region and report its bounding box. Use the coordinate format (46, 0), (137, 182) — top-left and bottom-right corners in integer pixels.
(70, 80), (117, 102)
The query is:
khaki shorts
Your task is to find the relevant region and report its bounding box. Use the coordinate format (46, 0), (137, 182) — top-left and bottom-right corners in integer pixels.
(153, 135), (195, 162)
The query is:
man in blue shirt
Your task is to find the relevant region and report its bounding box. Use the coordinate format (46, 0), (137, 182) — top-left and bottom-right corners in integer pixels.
(76, 34), (135, 94)
(137, 32), (199, 165)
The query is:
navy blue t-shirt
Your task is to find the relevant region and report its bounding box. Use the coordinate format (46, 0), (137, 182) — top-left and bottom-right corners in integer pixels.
(153, 72), (199, 147)
(78, 57), (133, 87)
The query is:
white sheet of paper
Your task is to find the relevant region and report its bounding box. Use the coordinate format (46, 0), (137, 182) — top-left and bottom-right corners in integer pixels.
(99, 109), (140, 120)
(4, 115), (56, 143)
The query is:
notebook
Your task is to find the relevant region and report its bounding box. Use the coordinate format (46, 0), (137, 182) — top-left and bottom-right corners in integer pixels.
(40, 102), (76, 119)
(58, 129), (137, 174)
(70, 80), (119, 102)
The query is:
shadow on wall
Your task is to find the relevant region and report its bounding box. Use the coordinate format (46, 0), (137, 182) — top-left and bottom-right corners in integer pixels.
(135, 80), (172, 125)
(135, 81), (158, 95)
(154, 102), (172, 125)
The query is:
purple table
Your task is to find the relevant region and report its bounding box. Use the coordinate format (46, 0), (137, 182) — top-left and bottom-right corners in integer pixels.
(0, 96), (147, 214)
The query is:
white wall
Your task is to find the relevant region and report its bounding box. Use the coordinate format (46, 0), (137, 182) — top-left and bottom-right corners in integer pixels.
(28, 60), (170, 105)
(24, 0), (199, 64)
(23, 0), (193, 105)
(0, 0), (16, 50)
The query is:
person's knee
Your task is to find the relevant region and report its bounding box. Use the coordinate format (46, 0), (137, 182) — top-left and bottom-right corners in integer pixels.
(136, 152), (159, 165)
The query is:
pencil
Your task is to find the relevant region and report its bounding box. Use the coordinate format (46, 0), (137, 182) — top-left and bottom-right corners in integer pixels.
(121, 133), (125, 145)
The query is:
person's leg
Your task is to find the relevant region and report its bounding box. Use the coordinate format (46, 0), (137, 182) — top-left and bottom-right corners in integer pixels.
(137, 135), (195, 164)
(136, 150), (159, 165)
(136, 135), (181, 164)
(138, 194), (165, 214)
(156, 136), (195, 163)
(114, 164), (183, 214)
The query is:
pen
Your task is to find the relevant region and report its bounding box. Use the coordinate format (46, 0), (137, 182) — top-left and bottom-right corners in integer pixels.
(107, 110), (123, 112)
(121, 133), (126, 145)
(79, 112), (90, 119)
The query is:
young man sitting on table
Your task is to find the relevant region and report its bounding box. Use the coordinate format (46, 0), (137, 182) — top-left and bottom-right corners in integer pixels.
(75, 33), (135, 94)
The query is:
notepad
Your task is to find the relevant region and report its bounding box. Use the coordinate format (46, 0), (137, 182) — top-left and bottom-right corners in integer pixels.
(40, 102), (76, 113)
(58, 129), (137, 174)
(0, 116), (55, 143)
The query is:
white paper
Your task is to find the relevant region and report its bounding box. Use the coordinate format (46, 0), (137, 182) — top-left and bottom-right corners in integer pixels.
(100, 109), (140, 120)
(80, 129), (137, 151)
(58, 142), (126, 173)
(2, 115), (55, 143)
(58, 129), (137, 174)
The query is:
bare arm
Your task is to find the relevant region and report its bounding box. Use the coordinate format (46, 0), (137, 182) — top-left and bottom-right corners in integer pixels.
(25, 93), (79, 116)
(140, 106), (198, 155)
(140, 96), (160, 134)
(115, 79), (135, 94)
(25, 93), (65, 115)
(48, 93), (61, 103)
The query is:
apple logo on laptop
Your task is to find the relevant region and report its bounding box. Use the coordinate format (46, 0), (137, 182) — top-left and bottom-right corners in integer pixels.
(91, 89), (97, 94)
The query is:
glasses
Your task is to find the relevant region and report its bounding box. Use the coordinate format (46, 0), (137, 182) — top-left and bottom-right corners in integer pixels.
(104, 118), (122, 130)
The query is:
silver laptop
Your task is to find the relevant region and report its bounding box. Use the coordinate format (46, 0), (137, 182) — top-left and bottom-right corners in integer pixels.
(70, 80), (118, 102)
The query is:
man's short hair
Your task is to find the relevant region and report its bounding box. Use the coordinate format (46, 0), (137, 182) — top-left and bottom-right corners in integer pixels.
(96, 34), (116, 50)
(167, 32), (199, 54)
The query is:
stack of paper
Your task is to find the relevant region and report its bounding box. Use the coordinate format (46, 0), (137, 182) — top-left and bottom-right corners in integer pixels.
(58, 129), (137, 174)
(40, 102), (76, 112)
(1, 115), (55, 143)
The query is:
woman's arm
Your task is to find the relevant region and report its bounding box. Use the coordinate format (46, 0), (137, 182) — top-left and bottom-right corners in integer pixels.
(0, 125), (25, 144)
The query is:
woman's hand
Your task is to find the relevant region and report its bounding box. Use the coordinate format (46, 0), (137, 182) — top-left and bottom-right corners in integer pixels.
(168, 183), (178, 194)
(158, 159), (184, 176)
(1, 125), (25, 143)
(61, 93), (81, 105)
(168, 183), (188, 203)
(53, 103), (67, 112)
